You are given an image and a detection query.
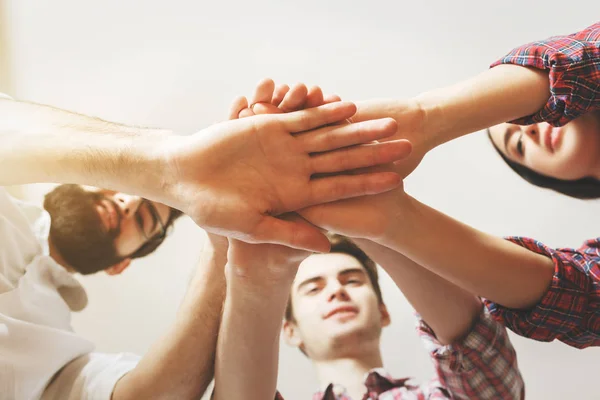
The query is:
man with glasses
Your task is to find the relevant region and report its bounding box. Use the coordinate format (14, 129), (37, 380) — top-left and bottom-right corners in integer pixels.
(0, 89), (409, 399)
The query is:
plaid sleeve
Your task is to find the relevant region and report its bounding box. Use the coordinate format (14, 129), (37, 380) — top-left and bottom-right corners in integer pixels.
(491, 22), (600, 126)
(417, 306), (524, 400)
(483, 237), (600, 349)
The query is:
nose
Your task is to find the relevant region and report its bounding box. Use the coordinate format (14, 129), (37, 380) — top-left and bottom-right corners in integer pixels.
(326, 281), (350, 302)
(112, 193), (143, 217)
(521, 124), (540, 144)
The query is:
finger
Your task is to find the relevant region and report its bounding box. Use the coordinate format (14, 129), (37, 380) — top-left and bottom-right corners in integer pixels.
(324, 94), (342, 103)
(308, 172), (402, 204)
(251, 216), (331, 253)
(304, 86), (325, 108)
(252, 102), (284, 115)
(281, 101), (357, 133)
(250, 78), (276, 105)
(272, 84), (290, 107)
(229, 96), (249, 120)
(238, 107), (256, 118)
(348, 99), (397, 123)
(279, 83), (308, 112)
(298, 117), (398, 153)
(310, 140), (412, 174)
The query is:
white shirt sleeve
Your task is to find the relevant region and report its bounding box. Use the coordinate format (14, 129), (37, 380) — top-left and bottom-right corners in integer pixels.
(41, 352), (140, 400)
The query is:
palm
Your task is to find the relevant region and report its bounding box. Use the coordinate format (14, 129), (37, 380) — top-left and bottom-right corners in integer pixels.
(164, 103), (408, 251)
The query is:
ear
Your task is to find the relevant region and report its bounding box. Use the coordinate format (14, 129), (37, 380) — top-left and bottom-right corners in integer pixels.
(282, 319), (304, 348)
(105, 258), (132, 276)
(379, 303), (391, 327)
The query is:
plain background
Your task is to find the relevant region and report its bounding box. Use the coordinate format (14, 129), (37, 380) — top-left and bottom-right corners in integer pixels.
(1, 1), (599, 398)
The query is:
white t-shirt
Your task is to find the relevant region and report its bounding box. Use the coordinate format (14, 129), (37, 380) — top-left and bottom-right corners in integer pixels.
(0, 186), (140, 400)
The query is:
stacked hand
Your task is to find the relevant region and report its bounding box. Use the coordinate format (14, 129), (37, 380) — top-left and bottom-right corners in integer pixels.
(228, 79), (412, 244)
(159, 81), (412, 252)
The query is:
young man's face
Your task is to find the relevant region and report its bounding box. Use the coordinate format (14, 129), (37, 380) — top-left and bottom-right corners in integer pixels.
(44, 184), (171, 274)
(284, 253), (390, 360)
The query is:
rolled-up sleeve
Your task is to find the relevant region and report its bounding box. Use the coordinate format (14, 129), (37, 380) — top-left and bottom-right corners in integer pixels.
(483, 237), (600, 349)
(490, 22), (600, 126)
(418, 307), (524, 399)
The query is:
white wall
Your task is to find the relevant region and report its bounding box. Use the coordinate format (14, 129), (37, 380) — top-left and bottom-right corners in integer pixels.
(3, 1), (600, 398)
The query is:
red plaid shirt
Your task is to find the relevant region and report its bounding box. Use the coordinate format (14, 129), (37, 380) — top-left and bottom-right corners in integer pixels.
(275, 309), (524, 399)
(483, 237), (600, 349)
(491, 21), (600, 126)
(483, 22), (600, 349)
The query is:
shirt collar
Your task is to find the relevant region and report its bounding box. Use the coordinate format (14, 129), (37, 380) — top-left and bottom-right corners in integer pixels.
(314, 369), (413, 400)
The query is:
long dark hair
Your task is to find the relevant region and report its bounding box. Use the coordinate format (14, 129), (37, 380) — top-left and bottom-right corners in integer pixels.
(487, 129), (600, 199)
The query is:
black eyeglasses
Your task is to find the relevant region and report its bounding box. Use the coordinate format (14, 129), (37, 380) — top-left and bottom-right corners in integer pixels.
(140, 199), (167, 241)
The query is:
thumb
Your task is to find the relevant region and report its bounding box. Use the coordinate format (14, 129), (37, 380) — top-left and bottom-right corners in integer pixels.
(251, 215), (331, 253)
(252, 102), (284, 115)
(351, 99), (398, 123)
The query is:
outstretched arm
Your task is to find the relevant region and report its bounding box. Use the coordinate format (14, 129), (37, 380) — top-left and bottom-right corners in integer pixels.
(112, 233), (228, 400)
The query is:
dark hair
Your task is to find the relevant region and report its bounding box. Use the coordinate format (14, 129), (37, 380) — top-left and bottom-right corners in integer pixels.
(127, 208), (184, 260)
(487, 128), (600, 199)
(284, 233), (383, 322)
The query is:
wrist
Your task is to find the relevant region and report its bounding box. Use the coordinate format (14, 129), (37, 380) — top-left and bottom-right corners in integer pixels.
(379, 193), (420, 249)
(225, 259), (299, 289)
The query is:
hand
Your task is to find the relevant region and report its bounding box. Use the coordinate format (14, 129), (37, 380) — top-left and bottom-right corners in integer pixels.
(230, 79), (341, 119)
(234, 79), (427, 180)
(161, 101), (411, 252)
(351, 98), (427, 179)
(229, 80), (412, 244)
(226, 214), (313, 283)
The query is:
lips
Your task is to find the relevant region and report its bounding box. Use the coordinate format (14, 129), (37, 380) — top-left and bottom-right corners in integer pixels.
(542, 123), (562, 153)
(97, 199), (119, 231)
(550, 127), (562, 151)
(324, 305), (359, 319)
(542, 124), (554, 152)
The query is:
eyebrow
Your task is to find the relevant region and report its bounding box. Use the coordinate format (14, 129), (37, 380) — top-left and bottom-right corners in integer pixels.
(503, 126), (514, 157)
(146, 201), (160, 235)
(295, 267), (366, 292)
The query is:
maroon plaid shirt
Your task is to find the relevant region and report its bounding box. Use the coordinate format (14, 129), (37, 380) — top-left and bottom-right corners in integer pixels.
(483, 237), (600, 349)
(275, 309), (524, 399)
(491, 21), (600, 126)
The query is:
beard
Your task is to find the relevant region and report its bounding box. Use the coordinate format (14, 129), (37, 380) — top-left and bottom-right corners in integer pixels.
(44, 184), (123, 274)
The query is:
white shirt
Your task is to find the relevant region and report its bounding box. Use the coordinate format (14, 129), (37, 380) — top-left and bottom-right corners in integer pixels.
(0, 185), (139, 400)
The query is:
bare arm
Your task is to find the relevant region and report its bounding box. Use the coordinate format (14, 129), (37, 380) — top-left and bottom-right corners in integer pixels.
(0, 96), (410, 252)
(351, 65), (550, 178)
(379, 195), (554, 310)
(112, 234), (228, 400)
(353, 238), (480, 345)
(0, 96), (170, 194)
(415, 64), (550, 147)
(213, 236), (308, 400)
(301, 185), (553, 311)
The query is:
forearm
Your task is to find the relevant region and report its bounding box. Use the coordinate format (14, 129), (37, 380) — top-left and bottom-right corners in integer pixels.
(112, 243), (227, 400)
(353, 238), (480, 345)
(383, 195), (554, 309)
(416, 64), (549, 148)
(0, 97), (172, 197)
(214, 266), (296, 400)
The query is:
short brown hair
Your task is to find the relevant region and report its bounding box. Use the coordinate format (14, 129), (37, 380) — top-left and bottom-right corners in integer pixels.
(284, 233), (384, 322)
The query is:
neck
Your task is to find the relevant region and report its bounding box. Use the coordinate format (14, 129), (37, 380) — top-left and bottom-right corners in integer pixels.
(48, 238), (75, 273)
(313, 349), (384, 399)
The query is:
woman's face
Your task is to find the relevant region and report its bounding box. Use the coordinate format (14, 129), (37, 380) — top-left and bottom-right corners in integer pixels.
(488, 112), (600, 180)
